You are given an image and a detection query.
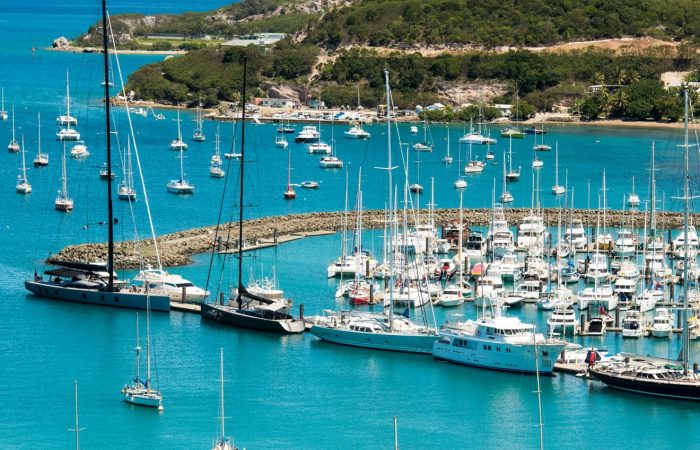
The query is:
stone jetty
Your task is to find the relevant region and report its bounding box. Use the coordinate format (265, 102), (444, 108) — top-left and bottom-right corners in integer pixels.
(51, 208), (696, 269)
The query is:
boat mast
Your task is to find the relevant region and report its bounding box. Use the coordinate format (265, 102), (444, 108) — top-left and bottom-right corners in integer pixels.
(135, 312), (141, 385)
(681, 87), (691, 374)
(533, 328), (544, 450)
(219, 347), (227, 445)
(37, 112), (41, 157)
(70, 380), (84, 450)
(101, 0), (115, 290)
(62, 142), (68, 199)
(384, 70), (395, 329)
(237, 57), (248, 309)
(66, 70), (71, 120)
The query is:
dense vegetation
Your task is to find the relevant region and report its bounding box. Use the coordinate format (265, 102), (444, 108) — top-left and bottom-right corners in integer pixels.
(125, 40), (320, 106)
(316, 47), (678, 109)
(308, 0), (700, 48)
(77, 1), (317, 50)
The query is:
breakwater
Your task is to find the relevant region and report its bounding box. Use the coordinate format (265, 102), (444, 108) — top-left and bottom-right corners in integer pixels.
(51, 208), (696, 269)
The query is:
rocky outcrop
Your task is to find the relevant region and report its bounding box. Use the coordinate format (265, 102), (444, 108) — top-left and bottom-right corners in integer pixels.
(52, 36), (70, 48)
(50, 208), (696, 269)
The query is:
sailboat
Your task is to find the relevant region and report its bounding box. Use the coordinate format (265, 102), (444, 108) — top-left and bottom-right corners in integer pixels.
(463, 141), (485, 173)
(436, 191), (467, 306)
(169, 106), (188, 150)
(25, 1), (171, 312)
(501, 88), (525, 138)
(412, 117), (433, 151)
(56, 70), (78, 126)
(284, 148), (296, 199)
(192, 101), (206, 142)
(121, 309), (163, 411)
(500, 151), (513, 203)
(54, 143), (73, 211)
(118, 139), (136, 200)
(442, 124), (453, 164)
(200, 58), (305, 334)
(0, 87), (7, 120)
(588, 88), (700, 401)
(33, 113), (49, 166)
(167, 146), (194, 194)
(308, 70), (440, 353)
(274, 134), (288, 149)
(16, 136), (31, 194)
(454, 132), (467, 189)
(627, 176), (640, 207)
(212, 348), (237, 450)
(533, 127), (551, 151)
(7, 103), (19, 152)
(505, 133), (521, 181)
(210, 123), (225, 178)
(551, 142), (565, 195)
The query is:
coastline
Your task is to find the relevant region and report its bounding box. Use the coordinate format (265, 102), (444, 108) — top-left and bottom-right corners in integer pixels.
(46, 45), (186, 56)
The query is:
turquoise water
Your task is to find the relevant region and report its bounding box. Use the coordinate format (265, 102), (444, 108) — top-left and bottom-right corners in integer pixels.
(3, 2), (700, 449)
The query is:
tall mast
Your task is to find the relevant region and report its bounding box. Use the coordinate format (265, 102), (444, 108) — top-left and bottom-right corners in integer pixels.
(681, 87), (691, 374)
(135, 312), (141, 384)
(102, 0), (114, 290)
(62, 142), (68, 198)
(66, 69), (71, 118)
(219, 347), (226, 443)
(69, 380), (84, 450)
(37, 112), (41, 157)
(237, 57), (248, 309)
(384, 70), (395, 328)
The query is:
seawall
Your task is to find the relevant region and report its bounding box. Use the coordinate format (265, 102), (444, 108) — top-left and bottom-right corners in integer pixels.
(50, 208), (693, 269)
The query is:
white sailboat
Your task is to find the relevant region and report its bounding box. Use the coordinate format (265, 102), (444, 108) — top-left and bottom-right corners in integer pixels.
(121, 308), (163, 411)
(7, 103), (19, 152)
(56, 70), (78, 126)
(412, 117), (433, 151)
(33, 112), (49, 166)
(118, 139), (136, 200)
(169, 107), (188, 150)
(0, 87), (7, 120)
(16, 135), (31, 194)
(274, 135), (288, 149)
(212, 348), (236, 450)
(210, 123), (225, 178)
(167, 146), (194, 194)
(500, 151), (513, 203)
(551, 142), (565, 195)
(193, 101), (206, 142)
(55, 143), (73, 211)
(463, 140), (485, 173)
(454, 131), (467, 189)
(506, 133), (521, 181)
(442, 124), (453, 164)
(627, 176), (640, 207)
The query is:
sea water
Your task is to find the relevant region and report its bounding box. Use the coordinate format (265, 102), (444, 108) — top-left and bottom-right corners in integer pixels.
(2, 1), (700, 449)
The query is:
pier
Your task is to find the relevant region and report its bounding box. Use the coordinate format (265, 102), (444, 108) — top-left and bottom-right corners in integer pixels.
(51, 208), (698, 269)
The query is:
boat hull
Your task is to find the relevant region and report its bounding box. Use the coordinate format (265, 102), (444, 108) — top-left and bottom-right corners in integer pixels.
(124, 390), (163, 409)
(589, 369), (700, 401)
(201, 303), (305, 334)
(24, 280), (170, 312)
(433, 340), (565, 374)
(309, 325), (437, 354)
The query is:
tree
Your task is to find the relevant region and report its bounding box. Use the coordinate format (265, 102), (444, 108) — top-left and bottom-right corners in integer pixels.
(624, 79), (665, 120)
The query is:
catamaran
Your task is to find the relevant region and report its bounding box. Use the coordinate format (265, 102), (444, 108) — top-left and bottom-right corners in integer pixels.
(56, 70), (78, 126)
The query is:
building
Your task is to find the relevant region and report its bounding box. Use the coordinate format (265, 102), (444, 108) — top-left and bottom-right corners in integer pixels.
(221, 33), (286, 47)
(254, 97), (296, 108)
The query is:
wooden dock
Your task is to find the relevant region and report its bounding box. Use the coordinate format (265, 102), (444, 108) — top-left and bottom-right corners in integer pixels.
(170, 301), (201, 313)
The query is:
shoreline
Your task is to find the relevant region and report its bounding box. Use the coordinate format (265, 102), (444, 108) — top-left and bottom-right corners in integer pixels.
(46, 45), (186, 56)
(52, 208), (695, 269)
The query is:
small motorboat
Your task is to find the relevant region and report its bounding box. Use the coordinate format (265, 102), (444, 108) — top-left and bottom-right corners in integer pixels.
(300, 181), (319, 189)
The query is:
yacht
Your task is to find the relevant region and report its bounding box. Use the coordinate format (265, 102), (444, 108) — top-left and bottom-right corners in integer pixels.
(672, 224), (699, 259)
(56, 71), (78, 126)
(464, 231), (486, 260)
(516, 215), (548, 250)
(564, 219), (587, 251)
(512, 276), (543, 302)
(614, 229), (637, 256)
(436, 284), (466, 307)
(57, 127), (80, 141)
(580, 253), (610, 282)
(294, 125), (319, 143)
(16, 136), (31, 194)
(547, 304), (577, 336)
(344, 123), (370, 139)
(578, 284), (618, 311)
(474, 275), (505, 307)
(320, 155), (343, 168)
(308, 141), (332, 154)
(55, 144), (73, 211)
(650, 308), (673, 338)
(70, 141), (89, 159)
(167, 147), (194, 194)
(487, 250), (522, 282)
(132, 268), (209, 303)
(274, 135), (288, 149)
(434, 306), (567, 374)
(327, 252), (377, 278)
(621, 309), (645, 338)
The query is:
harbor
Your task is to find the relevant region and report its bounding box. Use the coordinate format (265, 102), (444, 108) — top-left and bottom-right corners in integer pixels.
(5, 1), (700, 449)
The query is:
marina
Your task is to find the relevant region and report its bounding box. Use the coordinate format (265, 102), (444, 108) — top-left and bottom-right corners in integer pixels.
(4, 1), (700, 449)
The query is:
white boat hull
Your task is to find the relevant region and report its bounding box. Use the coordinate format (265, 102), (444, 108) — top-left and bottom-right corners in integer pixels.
(310, 325), (438, 354)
